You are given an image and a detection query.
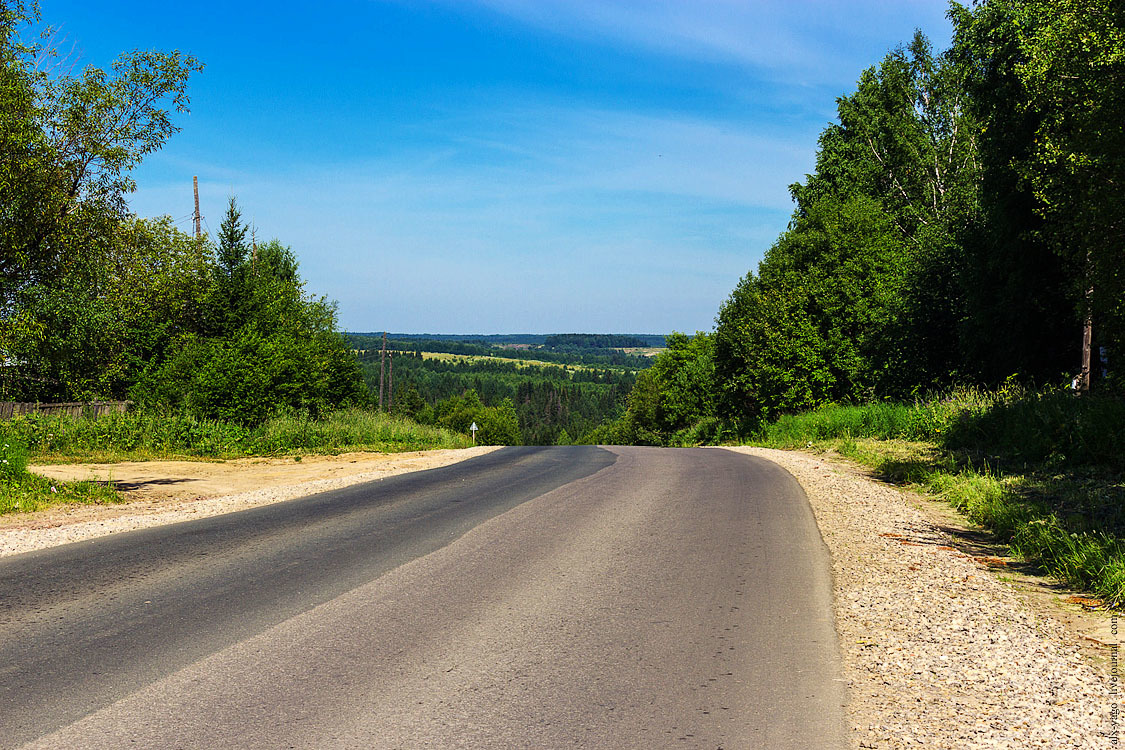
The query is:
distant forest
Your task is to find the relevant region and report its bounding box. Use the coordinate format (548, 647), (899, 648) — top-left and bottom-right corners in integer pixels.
(543, 334), (655, 349)
(347, 333), (665, 348)
(352, 343), (644, 445)
(346, 334), (658, 370)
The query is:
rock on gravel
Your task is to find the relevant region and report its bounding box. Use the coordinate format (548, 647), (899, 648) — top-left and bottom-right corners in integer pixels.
(724, 446), (1119, 749)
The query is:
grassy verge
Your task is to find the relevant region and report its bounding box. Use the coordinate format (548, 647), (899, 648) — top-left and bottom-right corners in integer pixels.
(1, 439), (121, 515)
(748, 390), (1125, 606)
(0, 407), (472, 464)
(0, 408), (472, 517)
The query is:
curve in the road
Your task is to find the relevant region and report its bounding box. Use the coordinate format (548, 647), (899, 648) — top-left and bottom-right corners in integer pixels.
(1, 446), (845, 749)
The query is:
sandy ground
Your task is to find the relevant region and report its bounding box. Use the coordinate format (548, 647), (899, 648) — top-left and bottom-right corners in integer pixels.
(1, 447), (501, 556)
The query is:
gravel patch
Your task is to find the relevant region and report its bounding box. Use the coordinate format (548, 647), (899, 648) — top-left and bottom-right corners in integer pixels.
(725, 446), (1118, 749)
(1, 446), (501, 558)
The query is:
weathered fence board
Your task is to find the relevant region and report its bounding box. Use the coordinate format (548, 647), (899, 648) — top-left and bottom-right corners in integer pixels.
(0, 401), (132, 420)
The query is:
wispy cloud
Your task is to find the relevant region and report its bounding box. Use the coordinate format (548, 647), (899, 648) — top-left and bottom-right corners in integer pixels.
(442, 0), (952, 85)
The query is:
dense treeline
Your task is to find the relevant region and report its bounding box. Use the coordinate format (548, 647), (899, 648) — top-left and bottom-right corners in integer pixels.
(543, 334), (656, 349)
(356, 351), (636, 445)
(0, 1), (364, 424)
(352, 333), (549, 346)
(612, 0), (1124, 443)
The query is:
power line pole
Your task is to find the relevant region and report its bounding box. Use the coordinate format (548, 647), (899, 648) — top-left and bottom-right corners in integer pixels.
(1077, 250), (1094, 394)
(192, 176), (202, 238)
(388, 350), (394, 413)
(379, 332), (387, 411)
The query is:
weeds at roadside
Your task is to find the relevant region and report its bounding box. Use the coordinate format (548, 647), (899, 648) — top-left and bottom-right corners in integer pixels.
(747, 389), (1125, 606)
(0, 408), (472, 517)
(0, 408), (471, 464)
(0, 439), (121, 515)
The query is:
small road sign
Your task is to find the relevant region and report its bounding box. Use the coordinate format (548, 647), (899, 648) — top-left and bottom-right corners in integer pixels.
(470, 422), (478, 444)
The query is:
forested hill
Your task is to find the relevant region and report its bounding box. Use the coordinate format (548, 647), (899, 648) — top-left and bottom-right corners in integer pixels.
(346, 334), (659, 370)
(598, 1), (1124, 446)
(347, 335), (657, 445)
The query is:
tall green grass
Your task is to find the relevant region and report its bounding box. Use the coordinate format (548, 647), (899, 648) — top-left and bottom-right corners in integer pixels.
(0, 438), (120, 515)
(750, 387), (1125, 605)
(1, 407), (471, 463)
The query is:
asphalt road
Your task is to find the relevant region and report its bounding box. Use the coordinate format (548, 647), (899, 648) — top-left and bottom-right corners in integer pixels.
(0, 446), (845, 749)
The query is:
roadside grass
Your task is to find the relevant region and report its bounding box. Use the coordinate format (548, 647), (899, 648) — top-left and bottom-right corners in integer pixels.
(748, 389), (1125, 606)
(1, 407), (472, 464)
(1, 440), (120, 515)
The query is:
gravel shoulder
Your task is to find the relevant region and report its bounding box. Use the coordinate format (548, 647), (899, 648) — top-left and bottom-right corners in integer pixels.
(1, 447), (501, 557)
(724, 446), (1119, 749)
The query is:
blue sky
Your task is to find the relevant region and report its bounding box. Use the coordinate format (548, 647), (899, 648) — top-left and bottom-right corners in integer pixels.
(38, 0), (955, 334)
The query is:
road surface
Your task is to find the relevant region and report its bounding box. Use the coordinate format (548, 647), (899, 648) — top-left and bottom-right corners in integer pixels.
(0, 446), (844, 748)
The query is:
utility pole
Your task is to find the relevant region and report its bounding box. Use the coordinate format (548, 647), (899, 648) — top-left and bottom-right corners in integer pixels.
(1079, 288), (1093, 394)
(388, 351), (394, 413)
(192, 176), (202, 238)
(379, 332), (387, 410)
(1078, 250), (1094, 394)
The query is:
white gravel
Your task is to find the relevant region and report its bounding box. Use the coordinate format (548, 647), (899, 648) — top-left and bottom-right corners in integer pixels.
(725, 446), (1118, 749)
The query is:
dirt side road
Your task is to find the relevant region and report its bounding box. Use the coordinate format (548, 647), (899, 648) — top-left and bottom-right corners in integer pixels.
(1, 447), (500, 557)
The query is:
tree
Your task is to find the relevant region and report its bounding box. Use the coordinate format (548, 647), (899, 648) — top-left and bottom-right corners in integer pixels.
(0, 0), (202, 313)
(714, 276), (835, 430)
(645, 332), (716, 437)
(952, 0), (1125, 388)
(2, 217), (212, 400)
(1, 0), (203, 397)
(215, 197), (248, 279)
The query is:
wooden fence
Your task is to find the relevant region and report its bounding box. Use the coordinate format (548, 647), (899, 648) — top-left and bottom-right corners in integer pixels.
(0, 401), (132, 420)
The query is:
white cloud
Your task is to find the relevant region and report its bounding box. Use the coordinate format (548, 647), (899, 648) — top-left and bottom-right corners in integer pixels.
(441, 0), (953, 84)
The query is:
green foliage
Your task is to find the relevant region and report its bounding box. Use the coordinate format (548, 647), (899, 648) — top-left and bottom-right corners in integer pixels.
(427, 390), (520, 445)
(689, 3), (1125, 445)
(134, 319), (365, 425)
(349, 335), (655, 370)
(2, 217), (212, 400)
(0, 471), (120, 516)
(716, 280), (835, 430)
(943, 390), (1125, 473)
(606, 332), (718, 445)
(650, 332), (716, 432)
(748, 387), (1125, 603)
(0, 408), (469, 462)
(0, 428), (120, 516)
(747, 386), (1125, 602)
(953, 0), (1125, 377)
(1, 1), (202, 315)
(215, 196), (249, 280)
